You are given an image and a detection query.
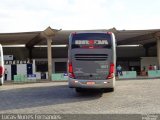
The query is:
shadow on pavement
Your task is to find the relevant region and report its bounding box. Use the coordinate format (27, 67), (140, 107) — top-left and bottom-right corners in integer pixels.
(0, 84), (103, 111)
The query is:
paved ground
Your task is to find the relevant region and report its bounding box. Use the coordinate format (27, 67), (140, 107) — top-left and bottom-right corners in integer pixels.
(0, 79), (160, 119)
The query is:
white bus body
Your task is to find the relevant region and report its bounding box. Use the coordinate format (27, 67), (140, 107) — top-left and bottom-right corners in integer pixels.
(0, 44), (4, 86)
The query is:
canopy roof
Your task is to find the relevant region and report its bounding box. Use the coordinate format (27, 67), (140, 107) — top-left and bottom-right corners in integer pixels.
(0, 27), (160, 48)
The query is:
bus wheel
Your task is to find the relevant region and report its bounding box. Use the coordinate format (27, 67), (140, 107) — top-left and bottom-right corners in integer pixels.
(103, 88), (114, 92)
(75, 88), (83, 93)
(0, 78), (4, 86)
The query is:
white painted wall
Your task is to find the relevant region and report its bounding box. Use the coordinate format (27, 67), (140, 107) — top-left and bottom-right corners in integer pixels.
(141, 57), (158, 71)
(35, 72), (41, 79)
(17, 64), (27, 75)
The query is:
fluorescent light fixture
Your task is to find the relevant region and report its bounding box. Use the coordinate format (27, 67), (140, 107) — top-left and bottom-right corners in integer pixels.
(3, 44), (25, 47)
(34, 45), (67, 47)
(117, 44), (142, 47)
(52, 45), (67, 47)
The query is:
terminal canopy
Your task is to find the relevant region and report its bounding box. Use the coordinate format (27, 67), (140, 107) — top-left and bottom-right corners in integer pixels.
(0, 27), (160, 48)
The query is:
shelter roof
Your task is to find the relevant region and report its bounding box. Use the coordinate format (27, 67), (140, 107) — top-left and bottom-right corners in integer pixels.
(0, 27), (160, 48)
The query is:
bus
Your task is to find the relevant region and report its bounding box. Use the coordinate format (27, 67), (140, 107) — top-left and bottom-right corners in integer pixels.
(0, 44), (4, 86)
(68, 32), (116, 92)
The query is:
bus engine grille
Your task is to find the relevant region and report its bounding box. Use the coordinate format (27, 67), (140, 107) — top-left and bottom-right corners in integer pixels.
(75, 54), (108, 61)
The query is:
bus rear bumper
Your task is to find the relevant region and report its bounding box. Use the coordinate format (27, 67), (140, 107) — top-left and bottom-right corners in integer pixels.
(68, 78), (115, 89)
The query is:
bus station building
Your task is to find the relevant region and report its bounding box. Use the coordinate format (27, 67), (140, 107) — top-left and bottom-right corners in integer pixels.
(0, 27), (160, 81)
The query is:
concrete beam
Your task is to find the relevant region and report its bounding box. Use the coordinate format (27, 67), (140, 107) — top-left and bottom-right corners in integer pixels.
(155, 32), (160, 37)
(26, 33), (44, 48)
(26, 27), (58, 48)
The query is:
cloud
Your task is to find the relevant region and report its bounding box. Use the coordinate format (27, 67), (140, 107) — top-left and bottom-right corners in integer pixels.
(48, 0), (116, 29)
(0, 0), (112, 32)
(0, 0), (160, 32)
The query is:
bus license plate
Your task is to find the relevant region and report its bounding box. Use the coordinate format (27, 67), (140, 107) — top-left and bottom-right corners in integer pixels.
(86, 82), (95, 85)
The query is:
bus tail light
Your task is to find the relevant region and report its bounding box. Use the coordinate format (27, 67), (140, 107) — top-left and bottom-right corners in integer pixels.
(68, 63), (75, 78)
(107, 63), (114, 79)
(107, 32), (112, 35)
(71, 32), (76, 36)
(0, 66), (4, 77)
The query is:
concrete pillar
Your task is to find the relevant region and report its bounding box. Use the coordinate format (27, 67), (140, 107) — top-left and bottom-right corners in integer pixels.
(28, 47), (33, 59)
(47, 38), (52, 81)
(157, 37), (160, 66)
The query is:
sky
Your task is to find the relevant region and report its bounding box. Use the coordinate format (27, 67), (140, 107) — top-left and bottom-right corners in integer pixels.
(0, 0), (160, 33)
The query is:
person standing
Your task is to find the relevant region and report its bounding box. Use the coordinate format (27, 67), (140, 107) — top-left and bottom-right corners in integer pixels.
(4, 68), (8, 81)
(153, 64), (157, 70)
(117, 65), (122, 76)
(148, 65), (154, 70)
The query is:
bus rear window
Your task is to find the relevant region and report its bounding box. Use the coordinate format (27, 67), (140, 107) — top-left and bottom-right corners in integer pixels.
(71, 33), (112, 49)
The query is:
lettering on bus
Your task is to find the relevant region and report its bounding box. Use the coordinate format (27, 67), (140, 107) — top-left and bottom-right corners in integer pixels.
(75, 40), (109, 45)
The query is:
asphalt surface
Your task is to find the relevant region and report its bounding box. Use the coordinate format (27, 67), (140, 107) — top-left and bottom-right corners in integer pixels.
(0, 79), (160, 119)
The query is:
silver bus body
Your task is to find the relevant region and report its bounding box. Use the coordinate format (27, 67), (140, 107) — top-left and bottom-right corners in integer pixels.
(68, 32), (116, 92)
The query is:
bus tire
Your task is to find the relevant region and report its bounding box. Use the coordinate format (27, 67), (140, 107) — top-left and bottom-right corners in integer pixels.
(0, 78), (4, 86)
(103, 88), (114, 92)
(75, 88), (83, 93)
